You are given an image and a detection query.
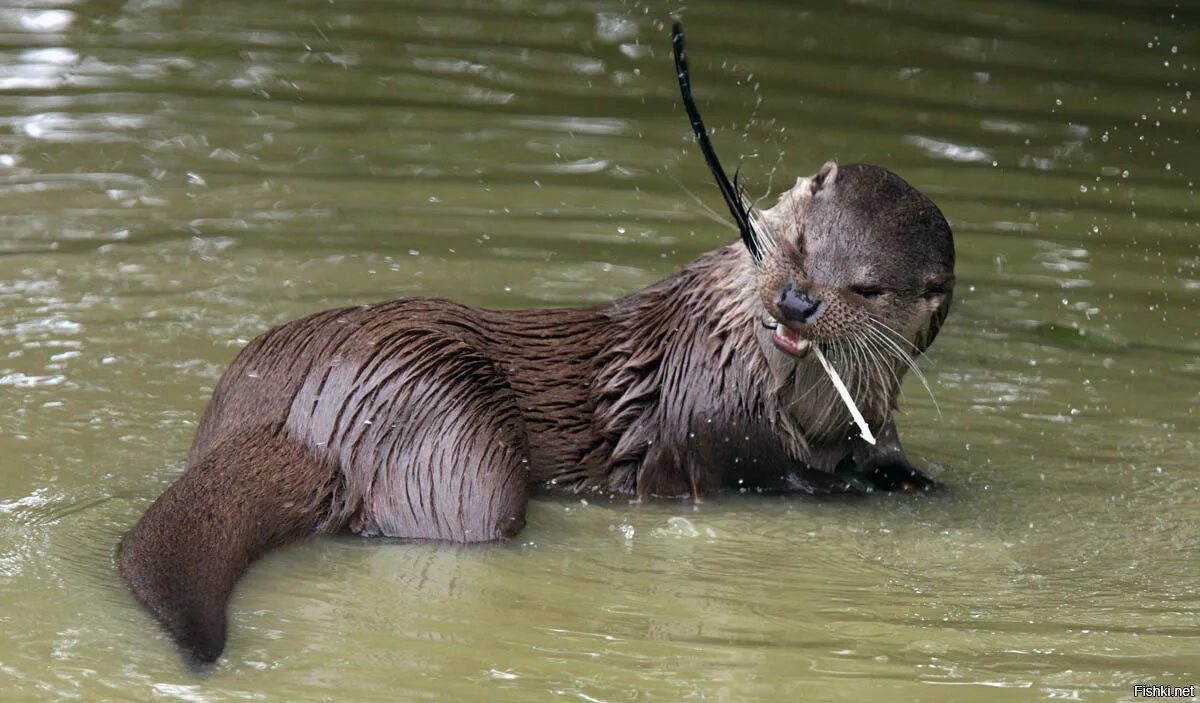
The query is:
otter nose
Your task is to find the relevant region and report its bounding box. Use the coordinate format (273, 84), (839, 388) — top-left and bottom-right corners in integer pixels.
(777, 282), (823, 324)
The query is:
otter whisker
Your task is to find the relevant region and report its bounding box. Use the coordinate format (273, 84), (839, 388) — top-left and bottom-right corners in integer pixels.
(864, 323), (941, 419)
(868, 314), (934, 361)
(863, 317), (919, 366)
(812, 343), (876, 445)
(733, 166), (777, 257)
(748, 207), (777, 255)
(805, 342), (843, 433)
(873, 324), (940, 412)
(859, 331), (902, 394)
(867, 325), (930, 395)
(850, 334), (886, 405)
(785, 355), (827, 412)
(864, 325), (920, 382)
(843, 340), (869, 400)
(852, 333), (894, 418)
(829, 341), (877, 443)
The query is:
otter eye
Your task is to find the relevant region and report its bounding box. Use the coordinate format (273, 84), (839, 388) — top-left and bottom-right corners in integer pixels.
(850, 285), (884, 300)
(923, 274), (956, 300)
(923, 285), (945, 299)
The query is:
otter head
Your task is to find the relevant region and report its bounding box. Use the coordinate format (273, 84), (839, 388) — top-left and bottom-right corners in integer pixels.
(671, 21), (955, 438)
(670, 22), (954, 368)
(755, 161), (955, 361)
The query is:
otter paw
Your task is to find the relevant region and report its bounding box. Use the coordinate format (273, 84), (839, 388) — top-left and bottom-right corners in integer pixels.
(856, 460), (941, 493)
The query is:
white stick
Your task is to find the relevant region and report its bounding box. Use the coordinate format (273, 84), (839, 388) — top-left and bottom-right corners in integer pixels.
(812, 345), (876, 445)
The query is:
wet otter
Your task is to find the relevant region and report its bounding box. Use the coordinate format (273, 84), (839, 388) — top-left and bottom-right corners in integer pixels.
(117, 23), (955, 663)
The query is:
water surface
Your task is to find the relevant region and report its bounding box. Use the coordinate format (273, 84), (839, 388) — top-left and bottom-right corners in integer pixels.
(1, 0), (1197, 700)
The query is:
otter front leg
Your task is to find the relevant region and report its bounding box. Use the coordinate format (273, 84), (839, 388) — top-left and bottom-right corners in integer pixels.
(843, 419), (940, 492)
(854, 457), (939, 492)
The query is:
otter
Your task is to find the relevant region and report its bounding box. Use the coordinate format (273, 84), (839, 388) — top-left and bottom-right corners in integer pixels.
(117, 22), (955, 664)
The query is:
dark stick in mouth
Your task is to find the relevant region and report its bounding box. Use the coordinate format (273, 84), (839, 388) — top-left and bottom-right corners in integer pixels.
(671, 21), (763, 263)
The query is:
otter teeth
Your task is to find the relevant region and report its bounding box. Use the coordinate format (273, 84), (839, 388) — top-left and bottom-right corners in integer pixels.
(771, 322), (811, 356)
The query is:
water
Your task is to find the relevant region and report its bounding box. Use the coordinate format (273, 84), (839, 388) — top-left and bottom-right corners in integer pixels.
(1, 0), (1197, 699)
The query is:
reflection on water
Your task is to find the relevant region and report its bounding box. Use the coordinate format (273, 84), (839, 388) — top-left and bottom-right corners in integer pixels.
(0, 0), (1196, 700)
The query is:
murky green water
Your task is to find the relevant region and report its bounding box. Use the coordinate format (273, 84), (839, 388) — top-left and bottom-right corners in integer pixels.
(1, 0), (1197, 700)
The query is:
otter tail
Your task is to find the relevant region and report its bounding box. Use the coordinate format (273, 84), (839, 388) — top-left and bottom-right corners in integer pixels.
(117, 431), (339, 663)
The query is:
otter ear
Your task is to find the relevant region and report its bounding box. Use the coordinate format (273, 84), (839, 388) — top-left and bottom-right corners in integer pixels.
(811, 161), (838, 194)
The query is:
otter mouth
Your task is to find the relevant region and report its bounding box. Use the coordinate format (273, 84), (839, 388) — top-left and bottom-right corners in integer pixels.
(770, 322), (812, 357)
